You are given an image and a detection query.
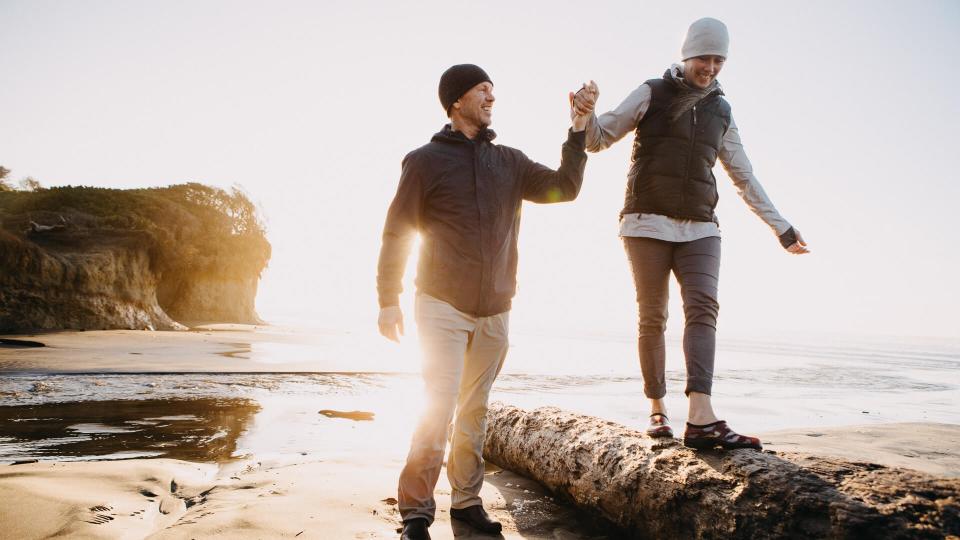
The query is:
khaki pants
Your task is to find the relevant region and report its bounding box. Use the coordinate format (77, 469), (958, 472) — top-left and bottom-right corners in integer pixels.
(397, 293), (509, 524)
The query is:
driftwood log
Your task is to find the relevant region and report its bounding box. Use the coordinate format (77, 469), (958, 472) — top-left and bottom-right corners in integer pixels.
(483, 403), (960, 539)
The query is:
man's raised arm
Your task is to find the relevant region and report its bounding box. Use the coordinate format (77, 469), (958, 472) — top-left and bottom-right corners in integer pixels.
(520, 87), (596, 203)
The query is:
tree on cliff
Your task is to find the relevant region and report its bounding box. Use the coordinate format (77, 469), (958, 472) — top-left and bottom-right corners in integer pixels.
(18, 177), (42, 191)
(0, 166), (13, 192)
(0, 168), (43, 192)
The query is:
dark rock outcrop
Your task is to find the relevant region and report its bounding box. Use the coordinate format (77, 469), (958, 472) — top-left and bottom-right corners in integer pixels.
(483, 404), (960, 539)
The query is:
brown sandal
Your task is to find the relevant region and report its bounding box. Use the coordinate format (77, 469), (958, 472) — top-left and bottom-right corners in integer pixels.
(683, 420), (762, 450)
(646, 413), (674, 438)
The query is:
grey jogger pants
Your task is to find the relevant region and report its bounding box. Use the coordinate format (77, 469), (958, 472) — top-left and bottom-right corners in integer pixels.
(623, 235), (721, 398)
(397, 293), (509, 525)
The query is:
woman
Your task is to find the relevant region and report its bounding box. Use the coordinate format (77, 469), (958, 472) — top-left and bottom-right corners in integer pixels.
(573, 17), (809, 450)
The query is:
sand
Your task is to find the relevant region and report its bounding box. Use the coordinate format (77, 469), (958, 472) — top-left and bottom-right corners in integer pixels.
(1, 327), (958, 538)
(0, 327), (609, 538)
(0, 456), (603, 539)
(3, 425), (958, 539)
(0, 324), (391, 374)
(760, 422), (960, 477)
(0, 459), (215, 539)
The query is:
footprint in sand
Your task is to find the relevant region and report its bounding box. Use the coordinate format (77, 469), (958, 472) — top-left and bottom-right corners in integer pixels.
(377, 500), (401, 524)
(184, 487), (215, 509)
(86, 505), (115, 525)
(159, 495), (185, 515)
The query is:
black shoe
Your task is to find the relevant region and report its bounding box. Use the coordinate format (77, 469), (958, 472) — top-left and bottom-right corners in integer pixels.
(400, 518), (430, 540)
(450, 505), (502, 534)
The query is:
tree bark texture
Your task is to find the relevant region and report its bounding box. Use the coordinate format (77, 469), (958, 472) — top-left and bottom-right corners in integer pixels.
(483, 403), (960, 539)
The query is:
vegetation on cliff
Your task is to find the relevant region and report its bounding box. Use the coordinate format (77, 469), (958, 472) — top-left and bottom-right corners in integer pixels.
(0, 182), (270, 279)
(0, 178), (271, 331)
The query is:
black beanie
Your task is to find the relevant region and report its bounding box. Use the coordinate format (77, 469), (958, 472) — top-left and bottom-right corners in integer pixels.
(438, 64), (492, 115)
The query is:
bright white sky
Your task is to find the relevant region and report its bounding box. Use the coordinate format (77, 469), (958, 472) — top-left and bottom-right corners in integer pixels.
(1, 0), (958, 340)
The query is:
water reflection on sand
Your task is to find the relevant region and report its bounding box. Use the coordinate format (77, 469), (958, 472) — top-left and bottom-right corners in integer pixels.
(0, 398), (260, 463)
(0, 374), (427, 465)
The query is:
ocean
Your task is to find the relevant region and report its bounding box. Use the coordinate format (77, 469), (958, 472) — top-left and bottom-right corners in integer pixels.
(1, 328), (958, 464)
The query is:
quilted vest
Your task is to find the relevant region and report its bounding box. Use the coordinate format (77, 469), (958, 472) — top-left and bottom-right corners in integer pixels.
(622, 77), (732, 222)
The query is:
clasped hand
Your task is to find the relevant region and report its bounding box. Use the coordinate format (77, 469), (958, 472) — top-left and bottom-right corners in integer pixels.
(569, 80), (599, 131)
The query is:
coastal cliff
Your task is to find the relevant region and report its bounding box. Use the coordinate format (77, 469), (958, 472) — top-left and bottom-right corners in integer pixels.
(0, 184), (270, 332)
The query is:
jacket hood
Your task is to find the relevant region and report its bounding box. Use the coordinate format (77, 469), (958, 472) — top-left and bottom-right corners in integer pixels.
(432, 124), (498, 144)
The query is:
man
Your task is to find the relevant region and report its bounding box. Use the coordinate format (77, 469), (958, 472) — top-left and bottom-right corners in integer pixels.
(377, 64), (593, 539)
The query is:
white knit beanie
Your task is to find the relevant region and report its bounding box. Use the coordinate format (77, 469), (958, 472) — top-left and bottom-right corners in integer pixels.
(681, 17), (729, 60)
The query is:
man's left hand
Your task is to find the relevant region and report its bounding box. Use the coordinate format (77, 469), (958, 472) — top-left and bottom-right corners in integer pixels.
(570, 80), (598, 132)
(573, 80), (599, 116)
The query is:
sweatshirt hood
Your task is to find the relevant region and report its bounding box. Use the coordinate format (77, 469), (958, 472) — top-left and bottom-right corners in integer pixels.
(432, 124), (498, 144)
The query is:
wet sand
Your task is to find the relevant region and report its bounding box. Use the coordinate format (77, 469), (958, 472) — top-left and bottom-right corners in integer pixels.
(0, 327), (613, 538)
(2, 422), (958, 539)
(0, 456), (608, 539)
(1, 327), (958, 538)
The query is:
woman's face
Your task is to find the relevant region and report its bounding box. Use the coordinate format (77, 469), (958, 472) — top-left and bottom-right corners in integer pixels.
(683, 55), (726, 89)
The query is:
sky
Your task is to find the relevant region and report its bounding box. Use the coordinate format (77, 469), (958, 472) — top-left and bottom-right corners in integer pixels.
(1, 0), (958, 341)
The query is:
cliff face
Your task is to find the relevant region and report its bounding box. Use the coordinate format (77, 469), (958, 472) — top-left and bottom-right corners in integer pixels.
(0, 232), (182, 331)
(157, 274), (261, 325)
(0, 184), (270, 333)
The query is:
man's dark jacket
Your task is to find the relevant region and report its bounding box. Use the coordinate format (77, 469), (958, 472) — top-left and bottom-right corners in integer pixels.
(377, 126), (587, 317)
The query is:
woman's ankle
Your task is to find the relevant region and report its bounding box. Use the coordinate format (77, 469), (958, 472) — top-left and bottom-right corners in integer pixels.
(687, 413), (719, 425)
(687, 392), (718, 425)
(649, 398), (668, 416)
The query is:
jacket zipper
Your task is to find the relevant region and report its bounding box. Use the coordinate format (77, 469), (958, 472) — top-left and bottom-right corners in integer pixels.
(473, 143), (485, 315)
(681, 104), (698, 216)
(681, 88), (717, 216)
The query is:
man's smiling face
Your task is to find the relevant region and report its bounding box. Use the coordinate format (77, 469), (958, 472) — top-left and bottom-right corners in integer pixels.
(452, 81), (495, 128)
